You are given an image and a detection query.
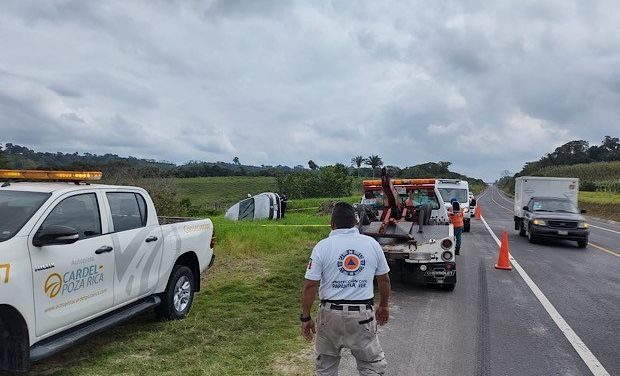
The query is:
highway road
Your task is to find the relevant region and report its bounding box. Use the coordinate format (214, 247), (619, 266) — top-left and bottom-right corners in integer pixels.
(340, 186), (619, 376)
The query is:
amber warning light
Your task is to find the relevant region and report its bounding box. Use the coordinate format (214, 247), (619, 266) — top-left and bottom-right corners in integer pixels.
(0, 170), (103, 181)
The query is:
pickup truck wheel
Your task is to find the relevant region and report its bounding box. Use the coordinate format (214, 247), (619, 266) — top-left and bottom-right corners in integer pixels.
(464, 221), (470, 232)
(519, 221), (526, 237)
(527, 226), (537, 244)
(577, 240), (588, 248)
(156, 265), (195, 320)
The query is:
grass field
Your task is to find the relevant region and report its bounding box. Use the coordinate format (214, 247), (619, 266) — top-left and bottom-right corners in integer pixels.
(176, 176), (278, 213)
(30, 198), (348, 376)
(579, 191), (620, 222)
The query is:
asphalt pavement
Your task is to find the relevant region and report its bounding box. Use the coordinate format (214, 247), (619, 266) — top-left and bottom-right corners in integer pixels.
(339, 186), (619, 376)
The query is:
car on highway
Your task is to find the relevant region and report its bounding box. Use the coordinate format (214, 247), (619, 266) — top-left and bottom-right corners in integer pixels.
(521, 196), (590, 247)
(0, 170), (215, 372)
(436, 179), (471, 232)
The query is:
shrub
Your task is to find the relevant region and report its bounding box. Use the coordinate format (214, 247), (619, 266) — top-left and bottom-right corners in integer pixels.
(276, 164), (353, 199)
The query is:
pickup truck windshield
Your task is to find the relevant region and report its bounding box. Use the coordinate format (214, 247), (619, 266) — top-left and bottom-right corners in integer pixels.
(531, 199), (578, 214)
(0, 191), (51, 242)
(438, 188), (468, 204)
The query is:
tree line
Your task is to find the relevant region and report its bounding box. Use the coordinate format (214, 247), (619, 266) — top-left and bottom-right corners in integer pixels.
(519, 136), (620, 176)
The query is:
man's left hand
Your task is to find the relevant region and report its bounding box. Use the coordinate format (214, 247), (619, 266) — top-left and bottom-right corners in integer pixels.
(301, 319), (316, 341)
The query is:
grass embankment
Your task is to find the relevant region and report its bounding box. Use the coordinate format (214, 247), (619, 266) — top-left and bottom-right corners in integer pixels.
(31, 198), (346, 376)
(579, 191), (620, 222)
(176, 176), (278, 213)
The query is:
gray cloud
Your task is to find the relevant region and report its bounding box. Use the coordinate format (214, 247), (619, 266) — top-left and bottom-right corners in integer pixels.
(1, 0), (619, 180)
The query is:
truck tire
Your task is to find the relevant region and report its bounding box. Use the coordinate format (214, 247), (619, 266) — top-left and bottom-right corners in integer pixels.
(519, 221), (526, 237)
(577, 240), (588, 248)
(156, 265), (195, 321)
(527, 226), (537, 244)
(464, 220), (470, 232)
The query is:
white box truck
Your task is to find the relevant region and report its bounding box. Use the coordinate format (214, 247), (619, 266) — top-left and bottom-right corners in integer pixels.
(513, 176), (589, 247)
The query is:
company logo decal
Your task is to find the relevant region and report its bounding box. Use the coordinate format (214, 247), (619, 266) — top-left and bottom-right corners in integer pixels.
(0, 263), (10, 284)
(44, 273), (63, 298)
(337, 250), (366, 276)
(44, 265), (104, 299)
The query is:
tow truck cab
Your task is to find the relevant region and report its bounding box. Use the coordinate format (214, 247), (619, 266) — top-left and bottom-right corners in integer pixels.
(436, 179), (471, 232)
(0, 170), (215, 372)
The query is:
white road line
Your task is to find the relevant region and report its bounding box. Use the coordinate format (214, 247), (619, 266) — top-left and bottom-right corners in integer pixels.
(480, 215), (610, 376)
(589, 224), (620, 235)
(498, 191), (513, 204)
(476, 189), (489, 201)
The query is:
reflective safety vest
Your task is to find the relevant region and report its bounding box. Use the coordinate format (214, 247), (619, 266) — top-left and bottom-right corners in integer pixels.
(449, 208), (464, 228)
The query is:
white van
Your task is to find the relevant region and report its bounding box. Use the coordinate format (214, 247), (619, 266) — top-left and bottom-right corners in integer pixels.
(436, 179), (471, 232)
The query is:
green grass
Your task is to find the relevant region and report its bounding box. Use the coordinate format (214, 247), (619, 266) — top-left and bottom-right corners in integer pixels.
(176, 176), (278, 212)
(579, 191), (620, 222)
(30, 198), (353, 376)
(534, 161), (620, 182)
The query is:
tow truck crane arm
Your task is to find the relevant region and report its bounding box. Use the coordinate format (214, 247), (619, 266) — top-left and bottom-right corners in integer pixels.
(378, 167), (412, 234)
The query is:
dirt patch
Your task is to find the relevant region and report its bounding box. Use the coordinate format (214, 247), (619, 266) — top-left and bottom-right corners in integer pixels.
(271, 344), (315, 375)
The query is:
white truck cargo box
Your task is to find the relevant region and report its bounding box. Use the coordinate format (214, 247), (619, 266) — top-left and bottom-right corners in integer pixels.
(514, 176), (579, 218)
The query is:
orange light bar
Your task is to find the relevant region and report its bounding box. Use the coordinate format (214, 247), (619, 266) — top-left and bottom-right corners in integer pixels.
(0, 170), (102, 181)
(363, 178), (436, 186)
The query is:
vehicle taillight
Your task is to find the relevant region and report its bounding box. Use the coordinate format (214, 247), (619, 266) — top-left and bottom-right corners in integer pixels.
(441, 251), (453, 261)
(441, 239), (453, 250)
(210, 229), (216, 249)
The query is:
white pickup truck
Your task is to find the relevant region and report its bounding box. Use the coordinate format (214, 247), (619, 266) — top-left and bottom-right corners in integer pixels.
(0, 170), (215, 372)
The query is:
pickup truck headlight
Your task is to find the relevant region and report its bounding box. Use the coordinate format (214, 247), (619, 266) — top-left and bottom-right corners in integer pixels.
(578, 222), (589, 229)
(532, 219), (546, 226)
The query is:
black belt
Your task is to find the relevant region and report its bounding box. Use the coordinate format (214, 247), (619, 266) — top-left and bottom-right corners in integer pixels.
(321, 299), (373, 305)
(320, 299), (373, 311)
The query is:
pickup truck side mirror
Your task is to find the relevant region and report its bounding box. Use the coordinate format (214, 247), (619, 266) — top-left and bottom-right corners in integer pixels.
(33, 225), (80, 247)
(522, 206), (529, 211)
(581, 209), (587, 214)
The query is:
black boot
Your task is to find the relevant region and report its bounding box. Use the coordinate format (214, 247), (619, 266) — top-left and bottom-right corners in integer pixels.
(455, 247), (460, 255)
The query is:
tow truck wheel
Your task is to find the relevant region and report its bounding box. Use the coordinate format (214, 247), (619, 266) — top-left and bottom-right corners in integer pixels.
(464, 221), (470, 232)
(577, 240), (588, 248)
(519, 221), (526, 237)
(442, 284), (455, 291)
(156, 265), (195, 321)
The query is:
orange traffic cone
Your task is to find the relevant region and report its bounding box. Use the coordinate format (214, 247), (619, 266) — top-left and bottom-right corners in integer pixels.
(495, 231), (512, 270)
(475, 205), (481, 219)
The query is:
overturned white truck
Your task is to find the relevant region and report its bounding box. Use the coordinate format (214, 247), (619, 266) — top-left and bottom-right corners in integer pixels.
(356, 168), (457, 290)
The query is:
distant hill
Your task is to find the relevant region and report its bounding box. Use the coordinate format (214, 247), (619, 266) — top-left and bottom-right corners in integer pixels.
(0, 143), (485, 186)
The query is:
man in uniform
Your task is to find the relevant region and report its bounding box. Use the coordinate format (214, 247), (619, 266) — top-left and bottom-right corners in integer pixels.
(300, 202), (391, 375)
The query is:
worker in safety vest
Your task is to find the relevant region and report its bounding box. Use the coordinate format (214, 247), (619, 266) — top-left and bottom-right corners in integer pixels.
(449, 198), (464, 255)
(300, 202), (391, 375)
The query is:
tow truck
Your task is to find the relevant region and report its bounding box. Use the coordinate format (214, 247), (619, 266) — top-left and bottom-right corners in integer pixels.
(356, 168), (456, 290)
(0, 170), (215, 372)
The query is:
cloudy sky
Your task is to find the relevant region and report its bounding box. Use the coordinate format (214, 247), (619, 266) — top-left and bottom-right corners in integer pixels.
(1, 0), (619, 180)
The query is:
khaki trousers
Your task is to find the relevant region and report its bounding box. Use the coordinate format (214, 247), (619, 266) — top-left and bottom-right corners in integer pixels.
(315, 304), (387, 375)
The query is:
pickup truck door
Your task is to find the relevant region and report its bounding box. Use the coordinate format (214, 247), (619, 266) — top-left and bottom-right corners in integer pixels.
(28, 191), (115, 337)
(104, 191), (163, 306)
